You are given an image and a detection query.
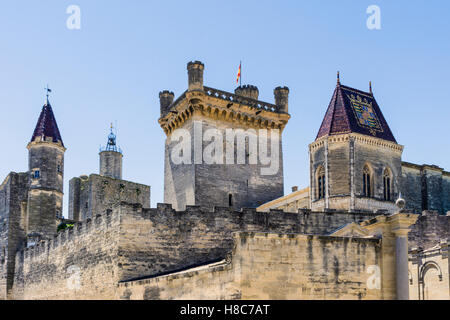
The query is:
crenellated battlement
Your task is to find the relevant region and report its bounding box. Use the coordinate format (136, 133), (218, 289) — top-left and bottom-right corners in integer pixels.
(22, 209), (120, 261)
(19, 200), (381, 264)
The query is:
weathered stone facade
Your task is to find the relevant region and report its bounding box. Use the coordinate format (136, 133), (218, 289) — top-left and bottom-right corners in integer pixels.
(8, 202), (416, 300)
(0, 172), (29, 299)
(409, 239), (449, 300)
(1, 61), (450, 300)
(118, 232), (383, 300)
(160, 61), (289, 211)
(68, 174), (150, 221)
(99, 151), (123, 180)
(401, 162), (450, 215)
(310, 134), (402, 213)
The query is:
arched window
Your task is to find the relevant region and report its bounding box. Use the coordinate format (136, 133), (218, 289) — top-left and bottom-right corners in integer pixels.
(383, 168), (392, 201)
(363, 165), (372, 197)
(316, 166), (326, 200)
(419, 261), (443, 300)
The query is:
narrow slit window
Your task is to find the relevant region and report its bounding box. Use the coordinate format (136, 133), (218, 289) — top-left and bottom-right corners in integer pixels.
(363, 165), (372, 198)
(317, 166), (325, 199)
(383, 168), (392, 201)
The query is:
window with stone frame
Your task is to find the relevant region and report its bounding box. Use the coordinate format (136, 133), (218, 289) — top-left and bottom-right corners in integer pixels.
(363, 165), (373, 198)
(383, 168), (392, 201)
(316, 166), (326, 200)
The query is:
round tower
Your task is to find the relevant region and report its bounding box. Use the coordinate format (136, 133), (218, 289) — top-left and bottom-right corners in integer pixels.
(274, 86), (289, 113)
(159, 90), (175, 117)
(99, 125), (123, 180)
(187, 61), (204, 91)
(235, 85), (259, 100)
(27, 95), (65, 243)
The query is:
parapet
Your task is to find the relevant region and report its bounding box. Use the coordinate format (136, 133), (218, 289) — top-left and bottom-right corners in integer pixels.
(22, 208), (120, 261)
(158, 61), (292, 136)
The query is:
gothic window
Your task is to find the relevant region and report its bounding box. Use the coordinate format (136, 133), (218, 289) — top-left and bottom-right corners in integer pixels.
(363, 165), (373, 198)
(57, 164), (62, 173)
(383, 168), (392, 201)
(33, 170), (40, 179)
(317, 166), (326, 200)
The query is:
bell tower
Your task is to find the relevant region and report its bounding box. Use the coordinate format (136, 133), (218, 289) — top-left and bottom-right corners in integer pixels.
(99, 124), (123, 180)
(26, 90), (65, 245)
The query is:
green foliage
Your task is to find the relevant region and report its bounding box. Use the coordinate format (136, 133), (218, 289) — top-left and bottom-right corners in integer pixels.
(57, 222), (74, 232)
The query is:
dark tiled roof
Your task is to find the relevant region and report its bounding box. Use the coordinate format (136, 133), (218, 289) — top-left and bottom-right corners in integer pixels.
(30, 101), (64, 146)
(316, 83), (396, 143)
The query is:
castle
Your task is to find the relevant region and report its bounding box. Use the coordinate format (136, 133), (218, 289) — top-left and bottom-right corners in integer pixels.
(0, 61), (449, 300)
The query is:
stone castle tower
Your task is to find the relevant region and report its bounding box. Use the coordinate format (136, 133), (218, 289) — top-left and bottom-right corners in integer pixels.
(26, 96), (65, 244)
(159, 61), (290, 211)
(309, 77), (403, 213)
(99, 126), (123, 180)
(68, 126), (150, 222)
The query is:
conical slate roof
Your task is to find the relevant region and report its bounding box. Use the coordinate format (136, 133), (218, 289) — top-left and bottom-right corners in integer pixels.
(30, 100), (64, 147)
(316, 82), (396, 143)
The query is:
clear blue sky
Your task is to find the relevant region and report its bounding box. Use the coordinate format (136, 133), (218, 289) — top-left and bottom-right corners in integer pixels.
(1, 1), (449, 216)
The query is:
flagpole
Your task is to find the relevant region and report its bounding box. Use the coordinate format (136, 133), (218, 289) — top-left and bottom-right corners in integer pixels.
(240, 60), (242, 87)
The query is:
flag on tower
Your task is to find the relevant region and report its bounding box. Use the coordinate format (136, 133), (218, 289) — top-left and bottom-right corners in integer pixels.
(236, 62), (241, 85)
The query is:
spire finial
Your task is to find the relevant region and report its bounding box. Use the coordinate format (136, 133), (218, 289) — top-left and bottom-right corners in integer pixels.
(337, 71), (340, 85)
(369, 81), (373, 94)
(44, 84), (52, 105)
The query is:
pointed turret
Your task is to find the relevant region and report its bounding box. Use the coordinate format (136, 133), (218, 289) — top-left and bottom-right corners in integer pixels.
(30, 98), (64, 147)
(26, 90), (66, 244)
(316, 77), (396, 143)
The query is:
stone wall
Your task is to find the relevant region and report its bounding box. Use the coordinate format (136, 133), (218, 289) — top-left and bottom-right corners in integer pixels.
(68, 174), (150, 221)
(0, 172), (28, 299)
(165, 117), (284, 211)
(99, 151), (123, 180)
(408, 210), (450, 250)
(400, 164), (422, 213)
(117, 232), (382, 300)
(310, 134), (401, 213)
(116, 204), (377, 282)
(409, 240), (449, 300)
(13, 210), (121, 300)
(401, 162), (450, 215)
(10, 202), (377, 299)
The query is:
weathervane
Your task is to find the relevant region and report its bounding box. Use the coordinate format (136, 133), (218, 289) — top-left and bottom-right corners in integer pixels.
(44, 84), (52, 105)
